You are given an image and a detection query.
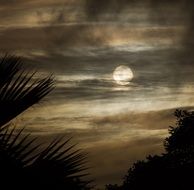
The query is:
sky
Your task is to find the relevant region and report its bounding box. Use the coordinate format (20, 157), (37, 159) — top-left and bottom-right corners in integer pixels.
(1, 0), (194, 188)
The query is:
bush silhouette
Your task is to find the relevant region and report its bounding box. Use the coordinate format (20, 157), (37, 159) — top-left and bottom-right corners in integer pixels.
(106, 109), (194, 190)
(0, 55), (91, 190)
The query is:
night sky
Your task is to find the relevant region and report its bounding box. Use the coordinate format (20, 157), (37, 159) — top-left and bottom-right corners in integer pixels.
(1, 0), (194, 187)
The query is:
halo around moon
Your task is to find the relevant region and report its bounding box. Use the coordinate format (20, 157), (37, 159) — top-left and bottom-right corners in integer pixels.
(113, 65), (134, 85)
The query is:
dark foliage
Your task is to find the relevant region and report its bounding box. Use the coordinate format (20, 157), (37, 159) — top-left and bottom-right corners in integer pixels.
(0, 55), (91, 190)
(106, 109), (194, 190)
(122, 153), (194, 190)
(105, 184), (122, 190)
(164, 109), (194, 153)
(0, 125), (91, 189)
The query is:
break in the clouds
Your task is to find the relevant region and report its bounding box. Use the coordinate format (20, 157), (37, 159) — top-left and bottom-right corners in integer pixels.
(1, 0), (194, 188)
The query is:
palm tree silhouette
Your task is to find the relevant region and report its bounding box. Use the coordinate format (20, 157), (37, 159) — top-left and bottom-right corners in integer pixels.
(0, 55), (91, 189)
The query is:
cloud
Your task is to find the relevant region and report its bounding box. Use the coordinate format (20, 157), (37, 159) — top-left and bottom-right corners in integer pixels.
(0, 0), (185, 52)
(0, 24), (121, 50)
(19, 90), (194, 187)
(22, 108), (182, 142)
(86, 137), (164, 187)
(92, 109), (176, 130)
(2, 0), (194, 187)
(84, 0), (186, 24)
(20, 123), (165, 188)
(83, 0), (194, 67)
(23, 121), (167, 188)
(0, 0), (22, 6)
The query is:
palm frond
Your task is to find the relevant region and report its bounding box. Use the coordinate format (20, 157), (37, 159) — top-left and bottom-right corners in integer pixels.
(0, 124), (91, 189)
(0, 55), (92, 189)
(0, 55), (22, 89)
(30, 136), (90, 178)
(0, 55), (54, 127)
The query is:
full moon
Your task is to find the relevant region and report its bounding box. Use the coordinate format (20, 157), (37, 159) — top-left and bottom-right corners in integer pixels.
(113, 65), (134, 85)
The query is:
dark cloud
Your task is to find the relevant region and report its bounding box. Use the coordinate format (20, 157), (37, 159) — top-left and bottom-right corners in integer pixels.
(85, 0), (132, 21)
(85, 0), (187, 24)
(0, 0), (183, 51)
(0, 0), (20, 5)
(0, 27), (47, 51)
(1, 1), (194, 187)
(0, 24), (118, 51)
(179, 1), (194, 55)
(84, 0), (194, 67)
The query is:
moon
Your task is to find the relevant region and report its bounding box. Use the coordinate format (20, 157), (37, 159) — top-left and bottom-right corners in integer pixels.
(113, 65), (134, 85)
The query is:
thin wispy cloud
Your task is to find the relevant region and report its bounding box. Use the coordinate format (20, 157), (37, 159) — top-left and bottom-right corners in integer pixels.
(1, 0), (194, 188)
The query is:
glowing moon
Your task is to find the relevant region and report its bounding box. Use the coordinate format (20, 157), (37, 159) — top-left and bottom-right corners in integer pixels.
(113, 65), (134, 85)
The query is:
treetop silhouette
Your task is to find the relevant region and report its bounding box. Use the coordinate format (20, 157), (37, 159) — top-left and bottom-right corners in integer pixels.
(164, 109), (194, 153)
(106, 109), (194, 190)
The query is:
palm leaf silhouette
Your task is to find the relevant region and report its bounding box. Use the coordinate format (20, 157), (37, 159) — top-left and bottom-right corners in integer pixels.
(0, 125), (91, 189)
(0, 55), (91, 189)
(0, 55), (54, 127)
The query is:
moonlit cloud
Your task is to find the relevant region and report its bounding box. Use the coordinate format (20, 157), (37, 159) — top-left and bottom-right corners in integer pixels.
(2, 0), (194, 188)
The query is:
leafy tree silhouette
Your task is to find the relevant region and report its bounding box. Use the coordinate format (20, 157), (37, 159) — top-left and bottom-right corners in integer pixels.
(0, 55), (91, 190)
(106, 109), (194, 190)
(164, 109), (194, 153)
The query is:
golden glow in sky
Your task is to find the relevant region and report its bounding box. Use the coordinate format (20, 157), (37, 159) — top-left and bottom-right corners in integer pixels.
(1, 0), (194, 188)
